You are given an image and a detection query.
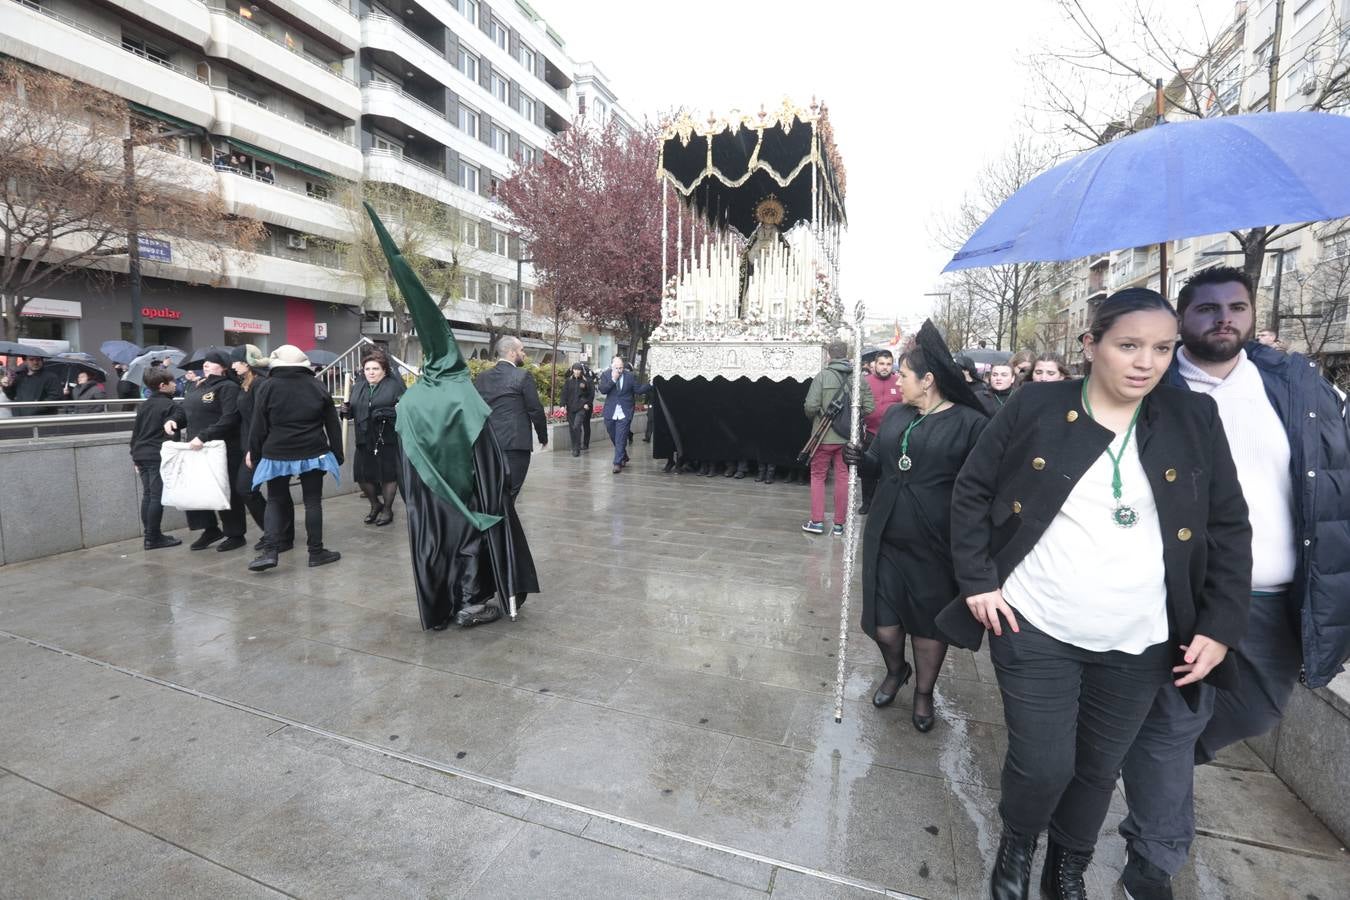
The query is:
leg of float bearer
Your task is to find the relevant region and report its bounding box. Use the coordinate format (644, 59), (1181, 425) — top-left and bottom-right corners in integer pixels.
(834, 299), (867, 724)
(509, 594), (518, 622)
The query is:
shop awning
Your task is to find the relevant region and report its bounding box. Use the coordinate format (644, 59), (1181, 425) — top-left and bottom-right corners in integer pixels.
(214, 136), (334, 182)
(129, 102), (203, 133)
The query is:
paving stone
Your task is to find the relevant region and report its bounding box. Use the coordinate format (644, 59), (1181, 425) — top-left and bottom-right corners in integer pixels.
(606, 662), (804, 744)
(111, 852), (289, 899)
(580, 816), (776, 892)
(1193, 765), (1344, 858)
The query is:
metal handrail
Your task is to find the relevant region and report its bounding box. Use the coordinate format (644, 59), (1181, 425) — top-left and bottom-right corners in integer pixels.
(10, 0), (208, 82)
(218, 88), (349, 143)
(361, 12), (444, 59)
(361, 80), (449, 121)
(211, 8), (357, 85)
(218, 166), (340, 205)
(1, 399), (150, 409)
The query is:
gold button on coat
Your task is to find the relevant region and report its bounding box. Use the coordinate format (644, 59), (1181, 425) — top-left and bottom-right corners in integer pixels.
(1165, 468), (1178, 482)
(1032, 458), (1046, 470)
(1066, 410), (1078, 422)
(1177, 528), (1193, 541)
(1012, 501), (1022, 514)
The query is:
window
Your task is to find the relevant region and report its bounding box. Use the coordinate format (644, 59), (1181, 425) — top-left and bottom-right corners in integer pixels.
(306, 181), (331, 200)
(522, 289), (534, 311)
(491, 72), (509, 103)
(519, 43), (535, 73)
(456, 47), (478, 82)
(462, 273), (480, 302)
(518, 143), (537, 166)
(460, 217), (480, 246)
(519, 92), (535, 121)
(490, 125), (508, 154)
(492, 282), (511, 306)
(458, 104), (480, 139)
(493, 230), (510, 255)
(372, 132), (404, 156)
(122, 35), (171, 67)
(458, 0), (478, 26)
(577, 93), (586, 115)
(370, 65), (402, 87)
(491, 18), (508, 50)
(1293, 0), (1317, 29)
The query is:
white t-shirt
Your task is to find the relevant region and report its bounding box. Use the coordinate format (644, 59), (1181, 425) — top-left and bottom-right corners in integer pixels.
(1003, 435), (1170, 654)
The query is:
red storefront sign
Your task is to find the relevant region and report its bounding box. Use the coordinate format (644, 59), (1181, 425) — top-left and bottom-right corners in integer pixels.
(142, 307), (182, 320)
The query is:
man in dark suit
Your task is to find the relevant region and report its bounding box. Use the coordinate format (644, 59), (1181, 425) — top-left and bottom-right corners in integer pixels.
(474, 336), (547, 498)
(597, 355), (650, 474)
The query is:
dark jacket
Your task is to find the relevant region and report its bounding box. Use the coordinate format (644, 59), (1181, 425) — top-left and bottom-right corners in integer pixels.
(475, 360), (547, 451)
(129, 394), (184, 467)
(181, 374), (242, 446)
(598, 367), (651, 421)
(938, 379), (1253, 699)
(348, 375), (405, 445)
(803, 359), (874, 445)
(68, 380), (107, 414)
(970, 381), (999, 417)
(560, 374), (594, 417)
(3, 367), (63, 415)
(235, 375), (264, 453)
(1164, 342), (1350, 688)
(249, 367), (343, 463)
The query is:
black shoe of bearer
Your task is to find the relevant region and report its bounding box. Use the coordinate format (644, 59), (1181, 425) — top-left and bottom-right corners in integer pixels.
(144, 534), (181, 551)
(190, 528), (223, 551)
(1120, 848), (1174, 900)
(454, 602), (502, 628)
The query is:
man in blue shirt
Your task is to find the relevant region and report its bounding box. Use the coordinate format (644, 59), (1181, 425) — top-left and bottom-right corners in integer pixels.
(597, 355), (651, 474)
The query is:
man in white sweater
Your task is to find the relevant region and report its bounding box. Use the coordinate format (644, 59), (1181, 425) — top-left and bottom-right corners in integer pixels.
(1117, 266), (1350, 900)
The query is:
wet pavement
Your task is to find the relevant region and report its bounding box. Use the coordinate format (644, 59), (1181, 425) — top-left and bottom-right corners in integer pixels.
(1, 446), (1347, 898)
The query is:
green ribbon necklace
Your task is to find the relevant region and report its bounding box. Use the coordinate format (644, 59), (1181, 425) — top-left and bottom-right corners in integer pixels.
(1080, 376), (1143, 528)
(897, 401), (950, 472)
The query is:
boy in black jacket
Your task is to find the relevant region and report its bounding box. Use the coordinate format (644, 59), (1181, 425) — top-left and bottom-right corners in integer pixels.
(130, 370), (185, 549)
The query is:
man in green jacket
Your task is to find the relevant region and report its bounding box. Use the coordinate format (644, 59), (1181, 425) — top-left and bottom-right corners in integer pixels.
(802, 341), (873, 535)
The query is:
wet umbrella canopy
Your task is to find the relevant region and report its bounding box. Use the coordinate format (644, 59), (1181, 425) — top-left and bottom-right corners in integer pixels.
(0, 341), (52, 358)
(100, 340), (143, 365)
(47, 353), (107, 383)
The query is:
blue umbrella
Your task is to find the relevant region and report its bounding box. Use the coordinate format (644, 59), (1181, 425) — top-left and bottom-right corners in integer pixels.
(100, 340), (142, 365)
(945, 111), (1350, 271)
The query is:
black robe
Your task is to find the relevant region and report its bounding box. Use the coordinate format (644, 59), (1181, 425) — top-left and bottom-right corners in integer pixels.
(399, 426), (538, 630)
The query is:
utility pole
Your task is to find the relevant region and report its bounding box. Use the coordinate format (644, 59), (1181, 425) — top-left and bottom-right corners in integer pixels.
(1154, 78), (1169, 300)
(514, 252), (533, 338)
(1269, 0), (1285, 112)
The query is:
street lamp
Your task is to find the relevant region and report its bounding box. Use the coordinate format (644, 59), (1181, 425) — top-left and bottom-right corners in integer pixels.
(124, 126), (202, 346)
(1201, 248), (1292, 335)
(924, 291), (954, 345)
(514, 253), (533, 338)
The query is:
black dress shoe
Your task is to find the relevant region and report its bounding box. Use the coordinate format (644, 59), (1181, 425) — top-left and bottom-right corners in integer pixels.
(1041, 839), (1091, 900)
(189, 528), (223, 550)
(990, 831), (1038, 900)
(308, 549), (341, 567)
(1120, 848), (1174, 900)
(374, 510), (393, 526)
(455, 603), (502, 628)
(248, 552), (278, 572)
(363, 504), (381, 524)
(763, 465), (776, 485)
(872, 662), (912, 707)
(912, 689), (936, 732)
(572, 448), (581, 457)
(143, 534), (181, 550)
(429, 621), (451, 631)
(254, 538), (266, 551)
(216, 536), (246, 552)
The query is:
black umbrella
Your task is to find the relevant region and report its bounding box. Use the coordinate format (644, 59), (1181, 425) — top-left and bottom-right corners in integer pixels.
(47, 353), (108, 384)
(954, 348), (1011, 367)
(124, 349), (186, 388)
(180, 346), (232, 370)
(0, 340), (53, 358)
(306, 349), (339, 366)
(100, 340), (143, 365)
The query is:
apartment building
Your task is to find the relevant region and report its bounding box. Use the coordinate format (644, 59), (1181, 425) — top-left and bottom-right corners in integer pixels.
(2, 0), (620, 365)
(1024, 0), (1350, 375)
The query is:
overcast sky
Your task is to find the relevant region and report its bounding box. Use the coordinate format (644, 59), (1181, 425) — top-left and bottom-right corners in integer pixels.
(532, 0), (1234, 323)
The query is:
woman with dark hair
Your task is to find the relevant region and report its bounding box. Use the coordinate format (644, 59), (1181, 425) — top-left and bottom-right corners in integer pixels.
(232, 344), (290, 550)
(341, 351), (405, 526)
(247, 345), (345, 572)
(559, 362), (593, 457)
(1009, 349), (1035, 384)
(843, 321), (989, 732)
(1030, 352), (1071, 382)
(938, 288), (1252, 899)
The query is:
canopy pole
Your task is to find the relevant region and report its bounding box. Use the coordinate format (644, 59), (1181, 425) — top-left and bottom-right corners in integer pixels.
(661, 178), (669, 290)
(676, 196), (683, 280)
(1154, 77), (1169, 299)
(833, 299), (867, 723)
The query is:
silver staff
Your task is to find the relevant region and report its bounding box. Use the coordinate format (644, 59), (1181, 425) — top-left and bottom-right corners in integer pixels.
(833, 300), (866, 723)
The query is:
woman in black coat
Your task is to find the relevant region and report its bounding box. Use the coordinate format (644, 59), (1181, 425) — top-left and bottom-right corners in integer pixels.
(559, 363), (593, 457)
(341, 351), (405, 526)
(246, 345), (344, 572)
(938, 289), (1252, 900)
(845, 322), (989, 732)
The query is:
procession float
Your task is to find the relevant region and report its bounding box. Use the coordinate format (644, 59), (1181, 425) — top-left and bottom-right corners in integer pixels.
(648, 99), (847, 467)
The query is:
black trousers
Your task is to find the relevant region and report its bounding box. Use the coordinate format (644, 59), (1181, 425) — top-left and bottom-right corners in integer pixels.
(185, 447), (246, 537)
(504, 449), (531, 499)
(137, 466), (165, 538)
(568, 410), (587, 453)
(581, 409), (591, 449)
(263, 469), (324, 553)
(991, 616), (1170, 853)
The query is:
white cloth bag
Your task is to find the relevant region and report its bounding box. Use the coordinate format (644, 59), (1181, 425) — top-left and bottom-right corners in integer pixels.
(159, 440), (231, 511)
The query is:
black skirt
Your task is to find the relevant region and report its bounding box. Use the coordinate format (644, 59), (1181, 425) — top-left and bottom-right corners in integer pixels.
(354, 418), (400, 483)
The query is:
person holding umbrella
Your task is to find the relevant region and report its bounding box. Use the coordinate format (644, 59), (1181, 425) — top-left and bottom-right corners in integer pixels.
(842, 322), (988, 730)
(164, 349), (249, 552)
(1, 353), (62, 416)
(937, 289), (1252, 900)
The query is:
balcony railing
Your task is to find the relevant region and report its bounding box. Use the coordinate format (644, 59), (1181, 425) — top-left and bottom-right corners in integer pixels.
(362, 12), (443, 58)
(362, 80), (446, 120)
(221, 88), (351, 143)
(217, 166), (341, 206)
(212, 7), (356, 84)
(11, 0), (206, 82)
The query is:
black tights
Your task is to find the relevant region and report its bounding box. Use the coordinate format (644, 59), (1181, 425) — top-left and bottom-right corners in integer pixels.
(873, 626), (950, 718)
(360, 481), (398, 514)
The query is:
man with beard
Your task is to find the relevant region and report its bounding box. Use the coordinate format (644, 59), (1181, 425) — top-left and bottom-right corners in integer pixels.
(2, 355), (63, 416)
(859, 349), (903, 513)
(1116, 266), (1350, 900)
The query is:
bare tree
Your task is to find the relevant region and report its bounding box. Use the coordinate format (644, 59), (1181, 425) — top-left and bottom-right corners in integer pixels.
(936, 137), (1052, 351)
(0, 61), (264, 341)
(1283, 225), (1350, 359)
(1030, 0), (1350, 292)
(337, 180), (479, 361)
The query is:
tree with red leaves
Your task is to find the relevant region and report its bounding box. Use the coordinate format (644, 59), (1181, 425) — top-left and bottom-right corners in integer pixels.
(497, 119), (666, 379)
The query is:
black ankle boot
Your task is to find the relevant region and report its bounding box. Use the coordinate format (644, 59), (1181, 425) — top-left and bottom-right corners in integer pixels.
(990, 831), (1038, 900)
(1040, 839), (1091, 900)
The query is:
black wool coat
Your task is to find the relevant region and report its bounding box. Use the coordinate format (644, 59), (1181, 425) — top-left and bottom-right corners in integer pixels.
(936, 379), (1254, 696)
(250, 367), (344, 463)
(350, 375), (405, 445)
(181, 374), (242, 447)
(475, 360), (548, 452)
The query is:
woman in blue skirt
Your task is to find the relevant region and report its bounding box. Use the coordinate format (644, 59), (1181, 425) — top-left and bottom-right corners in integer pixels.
(246, 345), (345, 572)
